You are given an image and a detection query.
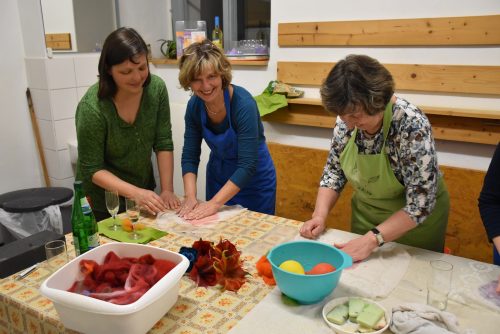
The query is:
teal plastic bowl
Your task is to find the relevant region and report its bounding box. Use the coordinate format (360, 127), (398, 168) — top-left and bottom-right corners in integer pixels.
(267, 240), (352, 304)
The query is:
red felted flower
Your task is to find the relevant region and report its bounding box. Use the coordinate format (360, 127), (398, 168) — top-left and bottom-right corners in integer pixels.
(213, 250), (248, 291)
(192, 239), (215, 257)
(189, 253), (218, 287)
(187, 238), (248, 292)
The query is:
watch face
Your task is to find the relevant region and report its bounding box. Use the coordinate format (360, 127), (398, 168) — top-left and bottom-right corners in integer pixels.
(375, 233), (384, 246)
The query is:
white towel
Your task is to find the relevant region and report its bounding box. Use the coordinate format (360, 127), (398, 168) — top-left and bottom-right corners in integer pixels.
(390, 303), (465, 334)
(296, 229), (411, 299)
(155, 205), (247, 237)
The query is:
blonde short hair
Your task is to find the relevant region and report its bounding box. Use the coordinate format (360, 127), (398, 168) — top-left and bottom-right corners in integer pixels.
(178, 40), (232, 90)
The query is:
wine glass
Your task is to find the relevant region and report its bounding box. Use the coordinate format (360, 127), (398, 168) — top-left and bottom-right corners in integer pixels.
(126, 198), (142, 240)
(105, 189), (120, 230)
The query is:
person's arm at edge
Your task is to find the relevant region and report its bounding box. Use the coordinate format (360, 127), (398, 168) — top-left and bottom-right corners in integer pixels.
(157, 150), (180, 209)
(336, 210), (417, 262)
(479, 143), (500, 293)
(300, 187), (340, 238)
(493, 236), (500, 293)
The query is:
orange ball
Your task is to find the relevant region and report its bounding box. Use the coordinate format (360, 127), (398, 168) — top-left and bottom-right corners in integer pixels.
(306, 262), (336, 275)
(121, 218), (133, 232)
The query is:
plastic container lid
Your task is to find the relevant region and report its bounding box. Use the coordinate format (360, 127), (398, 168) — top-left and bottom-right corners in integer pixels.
(0, 187), (73, 213)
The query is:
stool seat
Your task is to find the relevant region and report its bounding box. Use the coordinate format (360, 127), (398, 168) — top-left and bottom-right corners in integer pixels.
(0, 187), (73, 213)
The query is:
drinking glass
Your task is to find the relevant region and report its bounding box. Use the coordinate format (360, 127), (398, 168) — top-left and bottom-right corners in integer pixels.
(126, 198), (142, 240)
(427, 260), (453, 310)
(105, 189), (120, 230)
(45, 240), (68, 272)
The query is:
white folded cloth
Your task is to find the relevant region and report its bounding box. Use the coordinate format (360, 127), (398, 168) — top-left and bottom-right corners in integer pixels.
(390, 303), (464, 334)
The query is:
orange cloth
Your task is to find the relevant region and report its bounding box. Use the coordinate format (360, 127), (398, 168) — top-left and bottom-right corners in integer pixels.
(256, 255), (275, 286)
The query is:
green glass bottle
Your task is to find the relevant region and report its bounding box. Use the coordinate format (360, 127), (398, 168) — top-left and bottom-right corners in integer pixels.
(212, 16), (223, 50)
(71, 181), (100, 256)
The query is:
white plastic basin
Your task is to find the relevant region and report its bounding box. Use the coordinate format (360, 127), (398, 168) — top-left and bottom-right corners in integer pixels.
(40, 242), (189, 334)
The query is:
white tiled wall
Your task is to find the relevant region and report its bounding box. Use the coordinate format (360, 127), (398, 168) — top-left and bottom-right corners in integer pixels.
(25, 54), (99, 187)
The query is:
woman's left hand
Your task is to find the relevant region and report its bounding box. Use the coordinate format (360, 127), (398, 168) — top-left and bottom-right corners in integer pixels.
(183, 200), (220, 221)
(160, 190), (181, 210)
(335, 233), (378, 262)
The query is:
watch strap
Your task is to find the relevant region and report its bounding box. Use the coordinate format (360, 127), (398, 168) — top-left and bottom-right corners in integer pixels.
(370, 227), (385, 247)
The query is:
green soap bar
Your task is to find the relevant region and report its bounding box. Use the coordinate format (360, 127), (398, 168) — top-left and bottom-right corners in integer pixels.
(358, 325), (373, 333)
(326, 304), (348, 325)
(348, 298), (365, 320)
(356, 303), (384, 329)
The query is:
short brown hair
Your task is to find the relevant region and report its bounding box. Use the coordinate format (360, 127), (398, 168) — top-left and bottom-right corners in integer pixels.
(320, 54), (394, 116)
(178, 40), (232, 90)
(98, 27), (151, 99)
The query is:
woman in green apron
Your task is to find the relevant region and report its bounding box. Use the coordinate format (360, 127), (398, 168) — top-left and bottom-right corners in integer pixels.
(300, 55), (450, 262)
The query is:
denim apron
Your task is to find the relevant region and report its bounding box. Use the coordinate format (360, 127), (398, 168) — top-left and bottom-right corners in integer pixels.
(339, 103), (450, 252)
(202, 89), (276, 214)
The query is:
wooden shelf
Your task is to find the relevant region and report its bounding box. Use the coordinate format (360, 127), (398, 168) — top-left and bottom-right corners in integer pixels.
(150, 58), (178, 65)
(287, 98), (500, 120)
(150, 58), (268, 66)
(263, 98), (500, 145)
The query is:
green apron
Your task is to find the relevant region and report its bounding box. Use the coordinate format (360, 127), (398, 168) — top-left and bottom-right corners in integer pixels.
(339, 103), (450, 252)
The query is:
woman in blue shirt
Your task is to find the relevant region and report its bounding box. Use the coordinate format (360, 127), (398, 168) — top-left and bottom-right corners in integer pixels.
(177, 40), (276, 220)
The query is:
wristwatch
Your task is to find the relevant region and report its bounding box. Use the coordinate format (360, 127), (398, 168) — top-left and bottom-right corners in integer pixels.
(370, 227), (385, 247)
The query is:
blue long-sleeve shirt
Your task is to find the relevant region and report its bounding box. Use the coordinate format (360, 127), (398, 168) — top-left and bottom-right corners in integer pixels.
(479, 142), (500, 242)
(181, 85), (266, 188)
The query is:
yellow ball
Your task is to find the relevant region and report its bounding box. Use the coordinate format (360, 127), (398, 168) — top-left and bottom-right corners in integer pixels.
(279, 260), (305, 274)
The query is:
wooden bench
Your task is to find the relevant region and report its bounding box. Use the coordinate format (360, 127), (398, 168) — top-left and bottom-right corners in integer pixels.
(264, 14), (499, 262)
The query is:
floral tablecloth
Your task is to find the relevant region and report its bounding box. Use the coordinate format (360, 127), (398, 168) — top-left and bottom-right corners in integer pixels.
(0, 210), (300, 334)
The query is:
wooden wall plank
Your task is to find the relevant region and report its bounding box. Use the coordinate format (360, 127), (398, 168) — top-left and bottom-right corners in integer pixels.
(262, 103), (334, 128)
(262, 104), (500, 145)
(429, 115), (500, 145)
(267, 142), (492, 263)
(278, 15), (500, 46)
(288, 99), (500, 120)
(45, 33), (72, 50)
(278, 61), (500, 95)
(277, 62), (331, 86)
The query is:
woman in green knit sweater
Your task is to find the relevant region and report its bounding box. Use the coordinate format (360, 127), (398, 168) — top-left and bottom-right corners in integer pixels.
(76, 27), (179, 220)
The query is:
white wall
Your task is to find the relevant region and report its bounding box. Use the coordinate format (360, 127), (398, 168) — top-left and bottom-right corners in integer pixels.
(41, 0), (78, 52)
(267, 0), (500, 170)
(0, 0), (44, 193)
(118, 0), (172, 58)
(5, 0), (500, 198)
(153, 0), (500, 176)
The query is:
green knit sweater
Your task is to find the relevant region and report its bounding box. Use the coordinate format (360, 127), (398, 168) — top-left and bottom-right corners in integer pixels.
(75, 74), (173, 214)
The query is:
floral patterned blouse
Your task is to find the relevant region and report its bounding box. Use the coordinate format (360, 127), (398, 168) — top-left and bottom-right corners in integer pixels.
(320, 96), (441, 224)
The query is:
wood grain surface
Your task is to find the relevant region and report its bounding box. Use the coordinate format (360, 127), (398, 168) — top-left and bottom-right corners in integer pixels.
(278, 15), (500, 46)
(277, 61), (500, 95)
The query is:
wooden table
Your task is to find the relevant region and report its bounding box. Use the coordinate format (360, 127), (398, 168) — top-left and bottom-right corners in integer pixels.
(1, 210), (499, 333)
(230, 229), (500, 333)
(0, 210), (300, 333)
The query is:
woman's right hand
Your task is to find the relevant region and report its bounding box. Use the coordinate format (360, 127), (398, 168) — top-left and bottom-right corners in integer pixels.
(176, 196), (198, 218)
(133, 188), (167, 216)
(300, 216), (326, 239)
